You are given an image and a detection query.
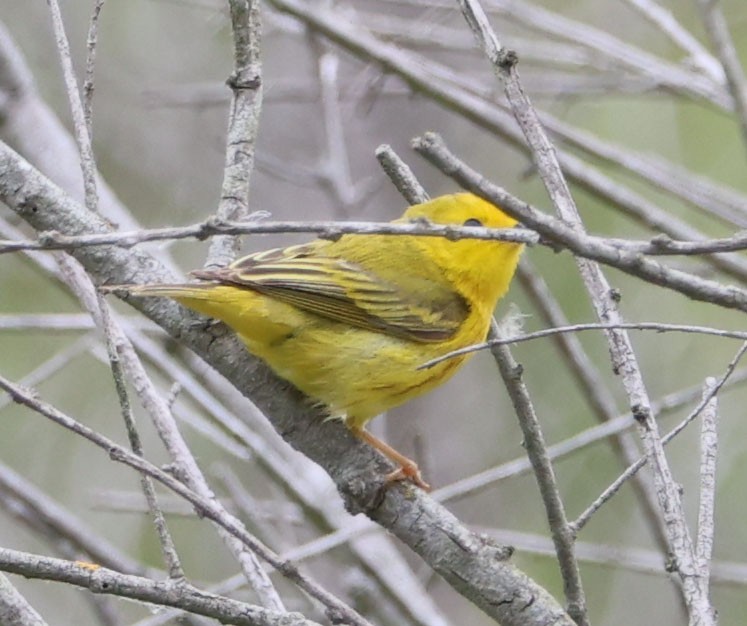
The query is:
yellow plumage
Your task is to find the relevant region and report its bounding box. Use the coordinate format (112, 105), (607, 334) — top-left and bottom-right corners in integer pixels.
(124, 193), (523, 489)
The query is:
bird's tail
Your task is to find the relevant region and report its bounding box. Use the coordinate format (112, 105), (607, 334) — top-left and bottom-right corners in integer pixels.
(102, 282), (254, 329)
(102, 282), (216, 300)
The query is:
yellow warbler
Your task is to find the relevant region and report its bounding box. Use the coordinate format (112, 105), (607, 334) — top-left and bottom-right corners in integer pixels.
(123, 193), (523, 489)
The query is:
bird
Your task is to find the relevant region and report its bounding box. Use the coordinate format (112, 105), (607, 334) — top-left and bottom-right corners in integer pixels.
(117, 193), (524, 489)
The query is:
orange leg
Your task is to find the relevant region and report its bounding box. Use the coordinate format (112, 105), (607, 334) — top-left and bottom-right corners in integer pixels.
(351, 426), (431, 491)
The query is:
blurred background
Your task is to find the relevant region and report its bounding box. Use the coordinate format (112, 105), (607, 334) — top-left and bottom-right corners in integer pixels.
(2, 1), (747, 625)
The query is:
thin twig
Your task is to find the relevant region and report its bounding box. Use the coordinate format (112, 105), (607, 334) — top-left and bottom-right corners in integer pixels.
(206, 0), (263, 268)
(420, 321), (747, 369)
(0, 547), (321, 626)
(6, 212), (747, 257)
(83, 0), (105, 135)
(413, 133), (747, 316)
(0, 216), (536, 255)
(0, 573), (48, 626)
(46, 0), (98, 211)
(696, 0), (747, 154)
(375, 144), (429, 205)
(572, 341), (747, 533)
(56, 252), (184, 579)
(516, 261), (673, 558)
(620, 0), (722, 81)
(488, 322), (587, 623)
(95, 291), (185, 580)
(694, 377), (719, 607)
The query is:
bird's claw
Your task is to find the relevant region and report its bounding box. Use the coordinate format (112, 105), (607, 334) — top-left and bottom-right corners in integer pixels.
(385, 462), (431, 491)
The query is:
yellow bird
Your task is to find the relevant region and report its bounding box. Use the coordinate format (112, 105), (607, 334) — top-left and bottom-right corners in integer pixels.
(123, 193), (523, 489)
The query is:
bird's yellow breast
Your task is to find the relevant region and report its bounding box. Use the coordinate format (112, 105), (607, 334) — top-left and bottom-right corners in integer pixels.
(174, 284), (490, 427)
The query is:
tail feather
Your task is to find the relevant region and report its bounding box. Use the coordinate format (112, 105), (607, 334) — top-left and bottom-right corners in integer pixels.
(103, 282), (289, 343)
(103, 283), (216, 299)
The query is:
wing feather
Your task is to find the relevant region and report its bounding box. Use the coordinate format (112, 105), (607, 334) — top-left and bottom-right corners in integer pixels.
(191, 244), (468, 343)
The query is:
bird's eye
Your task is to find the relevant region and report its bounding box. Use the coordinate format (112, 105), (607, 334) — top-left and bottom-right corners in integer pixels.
(463, 218), (482, 227)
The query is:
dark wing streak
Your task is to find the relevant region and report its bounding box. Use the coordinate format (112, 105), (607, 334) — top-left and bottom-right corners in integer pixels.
(191, 254), (465, 343)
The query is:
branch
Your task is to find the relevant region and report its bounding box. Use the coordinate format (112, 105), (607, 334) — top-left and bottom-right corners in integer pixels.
(420, 321), (747, 369)
(0, 461), (145, 576)
(413, 132), (747, 314)
(696, 0), (747, 154)
(0, 548), (321, 626)
(693, 377), (719, 621)
(490, 331), (587, 624)
(0, 217), (537, 255)
(206, 0), (264, 268)
(46, 0), (98, 210)
(0, 572), (48, 626)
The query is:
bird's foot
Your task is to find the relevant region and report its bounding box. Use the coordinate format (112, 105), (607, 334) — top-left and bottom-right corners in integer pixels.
(385, 461), (431, 492)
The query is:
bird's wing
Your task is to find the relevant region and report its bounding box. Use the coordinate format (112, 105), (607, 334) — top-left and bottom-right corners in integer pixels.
(191, 244), (468, 343)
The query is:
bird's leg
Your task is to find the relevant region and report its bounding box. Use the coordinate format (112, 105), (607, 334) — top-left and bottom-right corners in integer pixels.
(351, 426), (431, 491)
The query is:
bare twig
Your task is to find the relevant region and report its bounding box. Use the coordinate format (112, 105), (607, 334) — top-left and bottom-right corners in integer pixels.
(46, 0), (98, 211)
(95, 290), (185, 580)
(82, 0), (105, 134)
(55, 255), (184, 580)
(572, 341), (747, 533)
(420, 321), (747, 369)
(0, 573), (48, 626)
(206, 0), (263, 268)
(620, 0), (722, 80)
(7, 212), (747, 257)
(0, 216), (535, 255)
(694, 378), (719, 611)
(413, 134), (747, 314)
(489, 323), (587, 624)
(0, 548), (321, 626)
(375, 144), (429, 204)
(696, 0), (747, 153)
